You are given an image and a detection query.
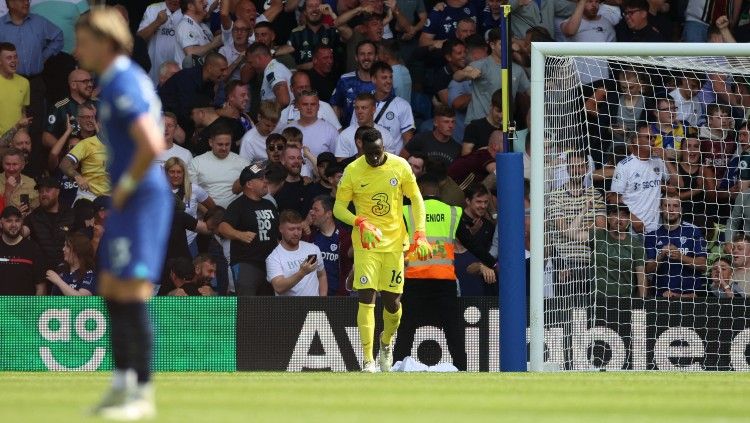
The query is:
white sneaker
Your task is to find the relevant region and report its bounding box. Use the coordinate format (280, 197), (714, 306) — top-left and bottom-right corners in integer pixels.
(378, 342), (393, 372)
(362, 360), (379, 373)
(91, 387), (130, 416)
(95, 384), (156, 421)
(97, 399), (155, 421)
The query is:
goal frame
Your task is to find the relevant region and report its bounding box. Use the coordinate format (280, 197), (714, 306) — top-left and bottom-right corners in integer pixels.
(528, 42), (750, 372)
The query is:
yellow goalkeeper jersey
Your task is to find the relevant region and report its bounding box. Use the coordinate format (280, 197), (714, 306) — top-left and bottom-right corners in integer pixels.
(337, 153), (423, 253)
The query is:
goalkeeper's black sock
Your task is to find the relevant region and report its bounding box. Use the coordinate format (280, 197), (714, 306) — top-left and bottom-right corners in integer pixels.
(123, 302), (153, 384)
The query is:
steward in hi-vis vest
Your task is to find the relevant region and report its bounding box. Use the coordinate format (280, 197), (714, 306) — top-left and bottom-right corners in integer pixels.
(394, 173), (467, 370)
(403, 197), (461, 280)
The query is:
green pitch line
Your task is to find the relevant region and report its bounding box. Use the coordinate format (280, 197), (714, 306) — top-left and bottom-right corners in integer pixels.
(0, 372), (747, 423)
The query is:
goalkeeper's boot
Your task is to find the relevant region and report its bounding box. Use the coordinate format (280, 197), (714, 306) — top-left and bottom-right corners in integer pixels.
(362, 360), (379, 373)
(378, 341), (394, 372)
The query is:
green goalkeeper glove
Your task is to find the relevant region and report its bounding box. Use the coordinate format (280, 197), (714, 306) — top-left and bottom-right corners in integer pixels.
(412, 231), (433, 261)
(354, 216), (383, 249)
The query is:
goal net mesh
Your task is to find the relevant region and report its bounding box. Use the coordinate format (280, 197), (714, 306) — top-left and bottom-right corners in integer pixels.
(539, 53), (750, 371)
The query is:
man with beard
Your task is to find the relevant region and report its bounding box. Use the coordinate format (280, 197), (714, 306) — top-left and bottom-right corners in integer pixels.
(0, 206), (46, 295)
(1, 148), (38, 213)
(43, 69), (97, 149)
(25, 176), (75, 269)
(191, 253), (217, 295)
(331, 40), (377, 126)
(266, 209), (327, 296)
(219, 163), (279, 296)
(307, 194), (352, 296)
(645, 195), (707, 299)
(281, 0), (341, 70)
(274, 145), (309, 215)
(165, 254), (217, 296)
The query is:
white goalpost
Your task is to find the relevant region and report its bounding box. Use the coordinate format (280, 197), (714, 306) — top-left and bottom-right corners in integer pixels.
(529, 42), (750, 372)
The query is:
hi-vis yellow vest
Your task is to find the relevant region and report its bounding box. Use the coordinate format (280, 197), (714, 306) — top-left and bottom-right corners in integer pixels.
(403, 199), (461, 280)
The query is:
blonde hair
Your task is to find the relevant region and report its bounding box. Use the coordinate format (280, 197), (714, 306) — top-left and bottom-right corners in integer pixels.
(164, 157), (192, 203)
(76, 7), (133, 55)
(258, 101), (281, 122)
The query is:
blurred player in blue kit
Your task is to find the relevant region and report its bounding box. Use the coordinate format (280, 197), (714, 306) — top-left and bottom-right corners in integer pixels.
(75, 8), (173, 420)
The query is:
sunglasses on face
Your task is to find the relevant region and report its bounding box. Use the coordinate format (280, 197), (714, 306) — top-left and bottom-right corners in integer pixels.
(267, 143), (285, 151)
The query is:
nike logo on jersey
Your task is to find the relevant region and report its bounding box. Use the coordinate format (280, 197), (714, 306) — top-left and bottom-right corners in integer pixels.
(361, 183), (369, 187)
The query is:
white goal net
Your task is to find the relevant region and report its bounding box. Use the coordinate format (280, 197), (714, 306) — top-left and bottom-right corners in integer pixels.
(530, 43), (750, 371)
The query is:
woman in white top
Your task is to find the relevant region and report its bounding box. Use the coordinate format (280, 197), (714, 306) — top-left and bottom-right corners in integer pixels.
(165, 157), (216, 256)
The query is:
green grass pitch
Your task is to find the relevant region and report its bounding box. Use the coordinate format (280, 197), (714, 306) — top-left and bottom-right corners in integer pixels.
(0, 372), (748, 422)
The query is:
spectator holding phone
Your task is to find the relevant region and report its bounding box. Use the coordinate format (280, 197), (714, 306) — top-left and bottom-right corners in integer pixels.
(0, 148), (37, 214)
(266, 209), (327, 296)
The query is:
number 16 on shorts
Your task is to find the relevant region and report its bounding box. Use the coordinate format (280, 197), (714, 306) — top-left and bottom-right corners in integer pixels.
(353, 251), (405, 294)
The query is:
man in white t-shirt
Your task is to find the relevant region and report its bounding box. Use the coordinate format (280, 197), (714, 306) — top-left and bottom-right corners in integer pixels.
(335, 93), (396, 159)
(175, 0), (222, 68)
(279, 71), (341, 129)
(218, 18), (251, 81)
(189, 123), (250, 208)
(352, 61), (415, 154)
(608, 123), (678, 233)
(137, 0), (184, 83)
(239, 100), (281, 162)
(266, 209), (327, 296)
(246, 43), (292, 109)
(560, 0), (620, 85)
(154, 112), (193, 167)
(288, 90), (339, 159)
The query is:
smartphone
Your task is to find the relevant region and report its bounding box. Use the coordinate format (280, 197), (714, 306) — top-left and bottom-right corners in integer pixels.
(20, 194), (29, 206)
(307, 254), (317, 263)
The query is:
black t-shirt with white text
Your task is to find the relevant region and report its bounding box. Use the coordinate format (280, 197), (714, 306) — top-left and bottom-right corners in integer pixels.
(223, 195), (279, 266)
(0, 238), (46, 295)
(406, 131), (461, 167)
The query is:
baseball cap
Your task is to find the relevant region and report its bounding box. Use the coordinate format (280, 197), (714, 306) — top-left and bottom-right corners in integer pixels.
(239, 163), (267, 185)
(0, 206), (22, 219)
(35, 176), (61, 190)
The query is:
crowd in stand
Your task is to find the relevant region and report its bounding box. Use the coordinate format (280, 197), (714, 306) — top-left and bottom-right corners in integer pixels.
(0, 0), (749, 299)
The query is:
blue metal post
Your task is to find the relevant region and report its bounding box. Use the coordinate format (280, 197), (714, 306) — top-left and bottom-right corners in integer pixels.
(497, 152), (527, 372)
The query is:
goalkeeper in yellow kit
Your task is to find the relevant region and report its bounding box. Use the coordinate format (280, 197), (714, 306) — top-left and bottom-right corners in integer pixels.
(334, 127), (432, 372)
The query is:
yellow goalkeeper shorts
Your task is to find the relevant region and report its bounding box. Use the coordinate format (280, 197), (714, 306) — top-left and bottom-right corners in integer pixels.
(353, 251), (405, 294)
